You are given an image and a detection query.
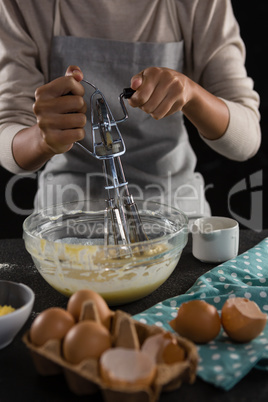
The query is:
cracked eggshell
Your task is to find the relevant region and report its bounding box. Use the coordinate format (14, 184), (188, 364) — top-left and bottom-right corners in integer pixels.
(99, 347), (157, 388)
(221, 297), (267, 343)
(169, 300), (221, 344)
(141, 332), (185, 364)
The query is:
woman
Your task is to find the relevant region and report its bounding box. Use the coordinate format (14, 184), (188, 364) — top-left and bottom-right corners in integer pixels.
(0, 0), (261, 218)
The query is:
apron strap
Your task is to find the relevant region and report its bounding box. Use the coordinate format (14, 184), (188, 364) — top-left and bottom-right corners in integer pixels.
(53, 0), (61, 37)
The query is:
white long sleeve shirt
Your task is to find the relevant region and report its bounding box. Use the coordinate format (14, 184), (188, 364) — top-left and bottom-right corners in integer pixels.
(0, 0), (261, 174)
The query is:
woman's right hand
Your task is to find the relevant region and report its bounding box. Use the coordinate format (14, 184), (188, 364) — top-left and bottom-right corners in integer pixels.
(33, 65), (87, 155)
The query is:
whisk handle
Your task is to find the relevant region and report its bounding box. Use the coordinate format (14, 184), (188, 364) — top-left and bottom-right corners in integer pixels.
(122, 88), (136, 99)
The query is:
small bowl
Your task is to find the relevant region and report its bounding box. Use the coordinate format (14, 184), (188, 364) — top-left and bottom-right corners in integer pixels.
(192, 216), (239, 263)
(23, 200), (188, 305)
(0, 280), (35, 349)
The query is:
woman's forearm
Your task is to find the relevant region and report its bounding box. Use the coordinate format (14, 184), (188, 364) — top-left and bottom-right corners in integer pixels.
(12, 124), (56, 171)
(182, 79), (230, 140)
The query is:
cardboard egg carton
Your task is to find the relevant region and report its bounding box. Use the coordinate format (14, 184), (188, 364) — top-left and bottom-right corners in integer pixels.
(23, 301), (199, 402)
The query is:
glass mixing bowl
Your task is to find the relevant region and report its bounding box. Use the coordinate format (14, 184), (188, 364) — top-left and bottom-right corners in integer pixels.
(23, 200), (188, 305)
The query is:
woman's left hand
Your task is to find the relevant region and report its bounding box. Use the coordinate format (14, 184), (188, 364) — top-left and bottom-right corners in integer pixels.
(128, 66), (229, 141)
(128, 67), (192, 120)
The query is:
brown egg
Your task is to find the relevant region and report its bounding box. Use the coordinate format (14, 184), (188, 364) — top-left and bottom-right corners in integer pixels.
(62, 320), (111, 364)
(141, 332), (185, 364)
(67, 289), (113, 329)
(169, 300), (221, 344)
(100, 347), (157, 388)
(221, 297), (267, 343)
(30, 307), (75, 347)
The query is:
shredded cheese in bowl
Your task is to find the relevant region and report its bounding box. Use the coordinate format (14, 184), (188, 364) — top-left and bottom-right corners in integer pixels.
(0, 305), (15, 316)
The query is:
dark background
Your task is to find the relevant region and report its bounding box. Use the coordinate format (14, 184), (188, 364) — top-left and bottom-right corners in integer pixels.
(0, 1), (267, 238)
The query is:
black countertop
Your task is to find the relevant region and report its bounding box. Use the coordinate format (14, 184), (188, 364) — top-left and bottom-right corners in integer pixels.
(0, 230), (268, 402)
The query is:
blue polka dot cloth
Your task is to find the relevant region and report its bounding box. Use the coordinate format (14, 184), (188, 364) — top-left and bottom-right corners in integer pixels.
(133, 237), (268, 391)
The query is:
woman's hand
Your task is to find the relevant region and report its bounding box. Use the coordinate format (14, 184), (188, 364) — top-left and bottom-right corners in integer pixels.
(128, 66), (229, 140)
(128, 67), (191, 120)
(12, 66), (87, 171)
(33, 65), (87, 155)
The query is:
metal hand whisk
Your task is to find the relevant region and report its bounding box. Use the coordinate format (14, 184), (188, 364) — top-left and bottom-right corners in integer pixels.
(75, 79), (148, 246)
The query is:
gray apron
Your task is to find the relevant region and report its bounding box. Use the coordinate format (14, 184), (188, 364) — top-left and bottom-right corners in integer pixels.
(35, 3), (210, 218)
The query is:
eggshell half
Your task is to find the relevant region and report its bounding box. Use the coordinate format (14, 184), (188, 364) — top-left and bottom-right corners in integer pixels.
(221, 297), (267, 342)
(141, 332), (185, 364)
(100, 347), (157, 388)
(169, 300), (221, 344)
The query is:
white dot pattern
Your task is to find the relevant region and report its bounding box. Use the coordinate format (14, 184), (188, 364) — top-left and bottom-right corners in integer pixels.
(133, 237), (268, 391)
